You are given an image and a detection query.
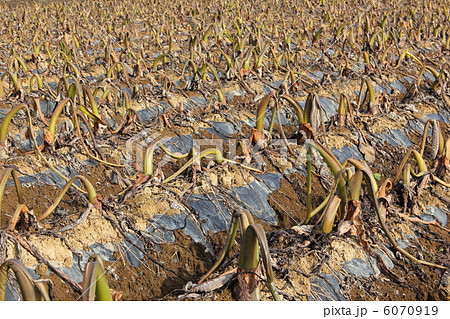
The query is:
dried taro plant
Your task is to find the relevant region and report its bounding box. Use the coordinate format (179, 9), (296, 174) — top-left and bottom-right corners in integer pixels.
(0, 255), (115, 301)
(303, 141), (447, 270)
(191, 210), (281, 301)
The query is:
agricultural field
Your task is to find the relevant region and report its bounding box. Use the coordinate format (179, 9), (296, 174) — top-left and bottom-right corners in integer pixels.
(0, 0), (449, 301)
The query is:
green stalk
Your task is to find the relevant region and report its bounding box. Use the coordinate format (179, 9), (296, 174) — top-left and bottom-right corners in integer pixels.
(37, 175), (97, 221)
(81, 255), (112, 301)
(239, 224), (260, 270)
(202, 24), (215, 43)
(338, 93), (348, 115)
(78, 105), (106, 125)
(0, 104), (28, 145)
(417, 66), (426, 88)
(83, 86), (99, 117)
(7, 72), (22, 93)
(270, 47), (282, 69)
(143, 142), (161, 176)
(369, 30), (381, 48)
(238, 221), (281, 301)
(158, 143), (190, 160)
(304, 167), (353, 223)
(425, 66), (440, 80)
(347, 158), (446, 270)
(0, 168), (24, 228)
(348, 171), (363, 201)
(392, 149), (427, 184)
(255, 91), (275, 132)
(29, 74), (44, 91)
(305, 146), (312, 220)
(48, 98), (71, 142)
(163, 148), (224, 183)
(1, 259), (50, 301)
(356, 78), (376, 112)
(179, 60), (198, 80)
(64, 61), (80, 78)
(152, 53), (172, 70)
(233, 19), (242, 37)
(268, 100), (278, 136)
(214, 89), (225, 104)
(321, 195), (341, 234)
(363, 51), (370, 64)
(199, 210), (281, 300)
(311, 142), (347, 203)
(410, 150), (428, 177)
(279, 94), (305, 124)
(255, 44), (269, 69)
(206, 63), (224, 92)
(198, 212), (241, 284)
(67, 83), (79, 101)
(107, 62), (123, 79)
(395, 50), (423, 68)
(198, 64), (208, 81)
(12, 56), (28, 73)
(143, 141), (189, 176)
(219, 48), (233, 70)
(122, 91), (132, 110)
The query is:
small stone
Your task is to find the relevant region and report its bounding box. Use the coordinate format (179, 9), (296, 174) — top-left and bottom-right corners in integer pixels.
(208, 172), (218, 186)
(220, 173), (233, 189)
(292, 225), (314, 235)
(63, 257), (73, 268)
(35, 263), (48, 276)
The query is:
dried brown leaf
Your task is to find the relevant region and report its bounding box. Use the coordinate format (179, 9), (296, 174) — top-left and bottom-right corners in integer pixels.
(344, 200), (370, 251)
(377, 179), (393, 199)
(358, 140), (376, 163)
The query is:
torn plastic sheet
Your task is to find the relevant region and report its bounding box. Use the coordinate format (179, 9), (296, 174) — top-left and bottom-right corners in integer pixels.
(119, 233), (145, 267)
(140, 173), (282, 259)
(319, 97), (338, 121)
(373, 129), (414, 148)
(308, 70), (324, 81)
(57, 251), (88, 284)
(308, 273), (346, 301)
(224, 88), (246, 100)
(206, 121), (238, 138)
(4, 277), (21, 301)
(332, 145), (364, 163)
(7, 160), (96, 188)
(424, 112), (450, 124)
(307, 251), (399, 300)
(19, 130), (43, 151)
(389, 80), (408, 93)
(137, 105), (164, 123)
(374, 249), (394, 269)
(160, 134), (193, 154)
(343, 257), (380, 278)
(421, 206), (448, 227)
(89, 242), (116, 263)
